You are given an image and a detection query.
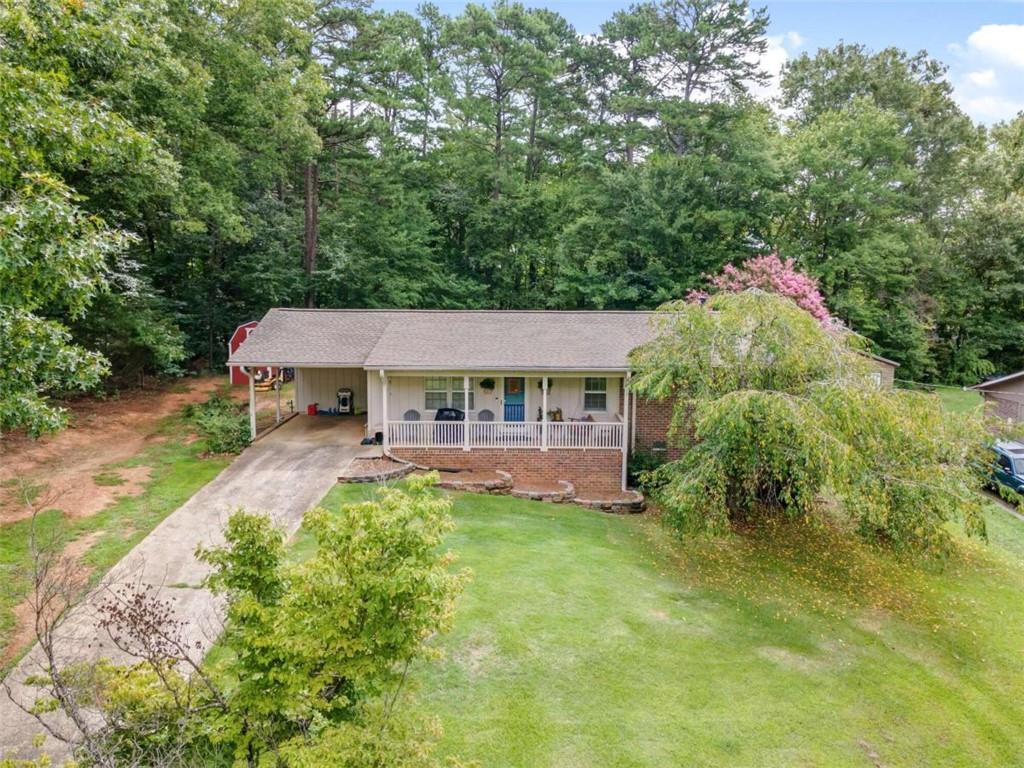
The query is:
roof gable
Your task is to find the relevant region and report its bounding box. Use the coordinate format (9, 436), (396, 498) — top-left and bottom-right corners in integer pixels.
(971, 370), (1024, 391)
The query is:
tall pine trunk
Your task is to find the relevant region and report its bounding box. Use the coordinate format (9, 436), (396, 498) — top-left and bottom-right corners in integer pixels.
(303, 161), (318, 308)
(526, 95), (540, 180)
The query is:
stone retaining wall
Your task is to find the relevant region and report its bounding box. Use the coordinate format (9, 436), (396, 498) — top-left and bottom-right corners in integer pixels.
(389, 447), (623, 495)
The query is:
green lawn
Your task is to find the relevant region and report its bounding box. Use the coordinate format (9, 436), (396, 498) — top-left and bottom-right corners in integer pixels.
(310, 485), (1024, 767)
(895, 381), (982, 414)
(0, 413), (230, 671)
(936, 387), (983, 414)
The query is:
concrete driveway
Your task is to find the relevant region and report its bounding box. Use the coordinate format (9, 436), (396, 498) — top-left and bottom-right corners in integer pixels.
(1, 416), (374, 760)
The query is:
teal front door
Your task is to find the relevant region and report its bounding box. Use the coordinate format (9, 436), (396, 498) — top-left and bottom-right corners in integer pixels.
(504, 377), (525, 421)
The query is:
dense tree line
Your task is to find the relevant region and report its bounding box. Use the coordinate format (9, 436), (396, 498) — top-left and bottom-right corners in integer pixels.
(3, 0), (1023, 432)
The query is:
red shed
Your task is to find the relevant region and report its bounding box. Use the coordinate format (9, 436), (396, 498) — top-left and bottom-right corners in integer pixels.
(228, 321), (260, 386)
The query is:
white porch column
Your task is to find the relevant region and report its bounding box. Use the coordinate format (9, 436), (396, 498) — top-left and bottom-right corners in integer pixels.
(463, 375), (470, 451)
(247, 369), (257, 441)
(380, 369), (389, 451)
(541, 376), (548, 451)
(275, 378), (282, 424)
(621, 373), (631, 491)
(631, 386), (637, 451)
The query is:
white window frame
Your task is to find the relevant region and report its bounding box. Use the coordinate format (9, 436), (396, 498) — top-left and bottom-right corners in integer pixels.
(424, 377), (475, 411)
(583, 377), (608, 412)
(452, 378), (475, 411)
(424, 377), (449, 410)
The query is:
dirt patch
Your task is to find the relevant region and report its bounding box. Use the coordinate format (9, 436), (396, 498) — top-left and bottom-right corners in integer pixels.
(511, 480), (565, 495)
(342, 456), (397, 475)
(858, 738), (887, 768)
(452, 633), (499, 678)
(429, 469), (507, 484)
(1, 529), (105, 669)
(0, 378), (224, 524)
(756, 645), (828, 674)
(339, 455), (414, 484)
(854, 607), (889, 634)
(573, 487), (641, 504)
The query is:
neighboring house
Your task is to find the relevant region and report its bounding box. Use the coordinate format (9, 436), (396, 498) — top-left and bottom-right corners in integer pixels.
(230, 309), (897, 493)
(971, 370), (1024, 424)
(866, 353), (900, 388)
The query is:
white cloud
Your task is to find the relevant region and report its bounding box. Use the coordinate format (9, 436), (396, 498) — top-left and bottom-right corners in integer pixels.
(967, 24), (1024, 69)
(966, 69), (997, 88)
(960, 95), (1024, 123)
(949, 24), (1024, 124)
(748, 31), (804, 102)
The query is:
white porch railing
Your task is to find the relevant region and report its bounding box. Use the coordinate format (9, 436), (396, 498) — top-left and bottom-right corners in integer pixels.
(386, 420), (622, 450)
(388, 421), (464, 447)
(470, 421), (542, 447)
(547, 421), (622, 449)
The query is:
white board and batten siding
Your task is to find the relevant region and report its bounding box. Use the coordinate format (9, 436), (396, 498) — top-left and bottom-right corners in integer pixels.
(294, 368), (368, 414)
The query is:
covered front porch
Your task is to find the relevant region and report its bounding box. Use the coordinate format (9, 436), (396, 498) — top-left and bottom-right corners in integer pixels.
(375, 370), (632, 456)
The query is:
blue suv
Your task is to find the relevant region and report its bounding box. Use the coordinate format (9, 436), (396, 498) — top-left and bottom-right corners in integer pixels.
(992, 440), (1024, 495)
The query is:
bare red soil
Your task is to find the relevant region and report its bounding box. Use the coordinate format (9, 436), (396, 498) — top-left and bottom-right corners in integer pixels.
(0, 378), (226, 524)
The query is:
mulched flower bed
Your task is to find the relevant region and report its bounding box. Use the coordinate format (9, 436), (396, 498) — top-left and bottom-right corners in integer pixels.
(339, 456), (414, 483)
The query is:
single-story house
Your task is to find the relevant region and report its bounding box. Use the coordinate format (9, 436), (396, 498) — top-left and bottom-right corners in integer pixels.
(971, 370), (1024, 423)
(229, 308), (899, 494)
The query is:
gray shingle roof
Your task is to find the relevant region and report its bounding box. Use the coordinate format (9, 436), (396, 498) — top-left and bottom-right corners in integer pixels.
(971, 369), (1024, 391)
(229, 309), (656, 370)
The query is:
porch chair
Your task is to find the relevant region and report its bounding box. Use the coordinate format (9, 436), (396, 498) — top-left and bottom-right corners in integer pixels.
(403, 409), (420, 421)
(477, 409), (494, 422)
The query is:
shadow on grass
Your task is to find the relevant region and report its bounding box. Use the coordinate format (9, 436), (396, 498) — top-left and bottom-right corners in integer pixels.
(640, 505), (1020, 642)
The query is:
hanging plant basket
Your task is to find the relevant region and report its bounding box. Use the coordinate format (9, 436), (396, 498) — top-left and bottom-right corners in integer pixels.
(479, 378), (496, 391)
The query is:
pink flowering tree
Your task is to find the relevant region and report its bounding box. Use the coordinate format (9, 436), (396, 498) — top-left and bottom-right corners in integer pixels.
(688, 253), (833, 324)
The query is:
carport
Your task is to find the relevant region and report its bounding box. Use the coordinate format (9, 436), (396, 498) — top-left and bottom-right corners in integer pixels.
(228, 308), (399, 440)
(293, 367), (369, 420)
(238, 365), (371, 440)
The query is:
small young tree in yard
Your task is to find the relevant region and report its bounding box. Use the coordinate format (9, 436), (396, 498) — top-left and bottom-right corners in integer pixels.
(13, 474), (466, 767)
(196, 473), (466, 764)
(631, 291), (990, 554)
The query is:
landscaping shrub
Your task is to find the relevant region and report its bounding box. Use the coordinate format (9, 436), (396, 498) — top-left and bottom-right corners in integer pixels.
(185, 393), (249, 453)
(627, 450), (667, 491)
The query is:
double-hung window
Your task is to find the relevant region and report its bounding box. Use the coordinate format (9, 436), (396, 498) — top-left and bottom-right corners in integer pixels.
(424, 377), (449, 410)
(583, 377), (607, 411)
(424, 377), (475, 410)
(452, 378), (475, 410)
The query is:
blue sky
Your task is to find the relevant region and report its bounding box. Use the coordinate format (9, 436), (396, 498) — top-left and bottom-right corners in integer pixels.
(373, 0), (1024, 124)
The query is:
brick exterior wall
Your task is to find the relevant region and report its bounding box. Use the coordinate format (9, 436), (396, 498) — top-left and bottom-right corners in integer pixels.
(632, 397), (694, 460)
(390, 447), (623, 494)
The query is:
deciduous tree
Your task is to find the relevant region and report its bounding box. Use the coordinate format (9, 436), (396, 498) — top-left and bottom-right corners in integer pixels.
(631, 292), (990, 554)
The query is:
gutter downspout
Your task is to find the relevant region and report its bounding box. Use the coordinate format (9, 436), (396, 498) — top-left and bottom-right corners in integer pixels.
(621, 372), (631, 492)
(379, 369), (389, 454)
(246, 367), (257, 441)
